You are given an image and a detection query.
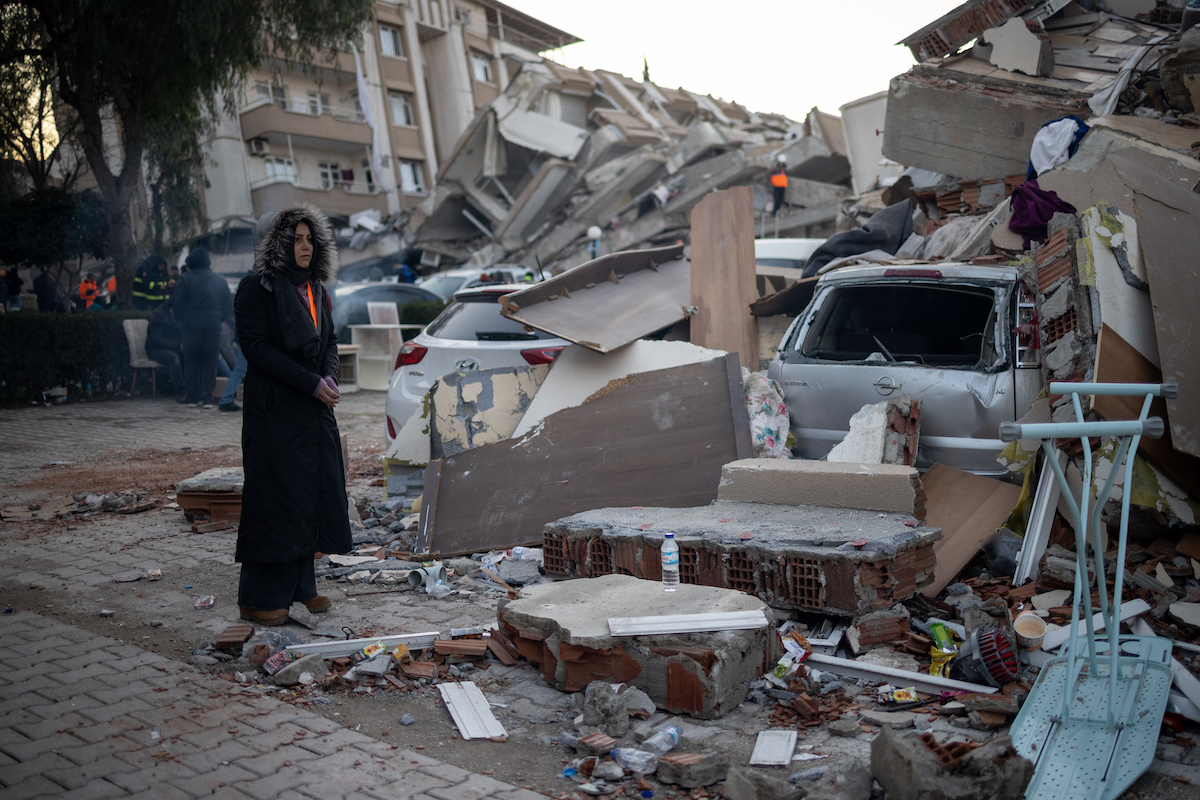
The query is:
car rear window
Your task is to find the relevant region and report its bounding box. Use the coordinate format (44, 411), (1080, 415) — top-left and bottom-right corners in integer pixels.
(425, 294), (555, 341)
(800, 284), (1003, 368)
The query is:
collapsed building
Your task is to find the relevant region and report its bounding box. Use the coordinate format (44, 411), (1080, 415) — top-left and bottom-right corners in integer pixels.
(405, 60), (852, 273)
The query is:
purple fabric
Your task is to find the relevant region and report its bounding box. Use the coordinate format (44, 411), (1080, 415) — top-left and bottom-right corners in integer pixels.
(1008, 179), (1076, 248)
(311, 375), (339, 399)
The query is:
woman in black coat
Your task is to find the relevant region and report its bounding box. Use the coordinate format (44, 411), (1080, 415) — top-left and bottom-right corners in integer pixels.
(234, 203), (351, 625)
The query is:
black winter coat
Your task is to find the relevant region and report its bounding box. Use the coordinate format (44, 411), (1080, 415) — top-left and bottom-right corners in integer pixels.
(170, 266), (232, 332)
(234, 204), (351, 563)
(146, 306), (182, 353)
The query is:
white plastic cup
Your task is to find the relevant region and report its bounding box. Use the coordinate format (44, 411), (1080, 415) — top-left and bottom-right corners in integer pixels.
(1014, 611), (1047, 650)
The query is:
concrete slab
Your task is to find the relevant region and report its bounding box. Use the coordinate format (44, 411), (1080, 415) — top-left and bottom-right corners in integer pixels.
(718, 460), (925, 519)
(541, 502), (939, 616)
(498, 575), (776, 718)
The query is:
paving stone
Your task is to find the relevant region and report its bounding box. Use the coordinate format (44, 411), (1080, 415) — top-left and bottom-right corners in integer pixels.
(0, 750), (77, 787)
(169, 762), (258, 796)
(229, 763), (314, 800)
(428, 773), (515, 800)
(42, 754), (137, 789)
(235, 743), (323, 777)
(0, 774), (68, 799)
(369, 772), (456, 800)
(106, 761), (200, 794)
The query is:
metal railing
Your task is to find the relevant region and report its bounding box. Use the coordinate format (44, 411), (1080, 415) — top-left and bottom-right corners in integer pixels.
(250, 175), (378, 195)
(240, 95), (366, 124)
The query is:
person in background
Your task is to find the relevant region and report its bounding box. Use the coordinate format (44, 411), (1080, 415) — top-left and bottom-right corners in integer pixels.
(133, 256), (170, 309)
(5, 268), (24, 310)
(233, 204), (350, 625)
(770, 155), (789, 217)
(0, 270), (8, 311)
(168, 265), (180, 294)
(33, 270), (61, 312)
(218, 317), (246, 412)
(105, 273), (116, 306)
(145, 304), (186, 401)
(79, 272), (100, 310)
(169, 247), (232, 408)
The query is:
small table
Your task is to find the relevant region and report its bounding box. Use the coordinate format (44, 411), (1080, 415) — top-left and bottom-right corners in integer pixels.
(337, 344), (361, 394)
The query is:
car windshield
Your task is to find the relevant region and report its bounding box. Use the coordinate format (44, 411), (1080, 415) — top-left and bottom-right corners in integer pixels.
(799, 283), (1003, 368)
(425, 295), (555, 341)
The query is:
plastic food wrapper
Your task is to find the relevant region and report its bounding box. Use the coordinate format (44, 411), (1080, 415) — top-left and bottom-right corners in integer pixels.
(263, 649), (297, 676)
(390, 644), (411, 662)
(890, 688), (919, 703)
(193, 595), (215, 610)
(928, 621), (958, 678)
(772, 651), (806, 681)
(781, 630), (813, 662)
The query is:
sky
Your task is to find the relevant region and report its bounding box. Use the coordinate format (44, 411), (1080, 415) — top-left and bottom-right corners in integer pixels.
(506, 0), (964, 121)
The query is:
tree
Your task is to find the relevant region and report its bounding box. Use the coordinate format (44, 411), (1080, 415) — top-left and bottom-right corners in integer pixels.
(0, 187), (109, 294)
(0, 5), (83, 192)
(6, 0), (373, 305)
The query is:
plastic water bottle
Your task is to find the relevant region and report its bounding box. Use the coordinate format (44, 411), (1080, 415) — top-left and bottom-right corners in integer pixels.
(641, 725), (681, 755)
(660, 533), (679, 592)
(510, 546), (543, 561)
(611, 748), (659, 774)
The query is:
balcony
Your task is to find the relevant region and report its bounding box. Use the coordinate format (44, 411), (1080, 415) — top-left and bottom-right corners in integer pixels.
(241, 99), (372, 148)
(249, 176), (388, 219)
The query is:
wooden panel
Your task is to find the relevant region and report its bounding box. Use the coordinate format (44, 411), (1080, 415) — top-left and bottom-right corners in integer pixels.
(499, 244), (689, 353)
(919, 464), (1022, 597)
(749, 275), (819, 318)
(689, 187), (759, 369)
(414, 355), (753, 557)
(1092, 324), (1200, 498)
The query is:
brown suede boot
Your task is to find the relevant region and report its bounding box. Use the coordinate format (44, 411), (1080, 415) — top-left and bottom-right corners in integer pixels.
(303, 595), (332, 613)
(239, 608), (289, 626)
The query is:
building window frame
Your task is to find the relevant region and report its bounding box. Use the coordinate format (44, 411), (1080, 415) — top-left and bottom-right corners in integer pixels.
(319, 161), (341, 190)
(307, 90), (331, 116)
(379, 25), (405, 59)
(470, 51), (493, 84)
(255, 81), (287, 109)
(264, 156), (297, 184)
(398, 159), (425, 194)
(388, 90), (416, 127)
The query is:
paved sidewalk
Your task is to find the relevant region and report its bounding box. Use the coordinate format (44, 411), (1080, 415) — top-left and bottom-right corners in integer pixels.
(0, 610), (543, 800)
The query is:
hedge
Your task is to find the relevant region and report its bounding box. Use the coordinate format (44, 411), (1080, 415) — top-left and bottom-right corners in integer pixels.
(0, 310), (151, 404)
(399, 299), (448, 325)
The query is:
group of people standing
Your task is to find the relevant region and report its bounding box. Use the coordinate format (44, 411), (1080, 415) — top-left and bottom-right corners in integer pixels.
(144, 248), (247, 409)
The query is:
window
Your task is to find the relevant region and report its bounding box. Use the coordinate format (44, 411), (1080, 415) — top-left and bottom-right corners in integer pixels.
(470, 52), (493, 83)
(425, 294), (556, 342)
(379, 25), (404, 58)
(452, 5), (470, 24)
(256, 82), (286, 109)
(364, 167), (374, 193)
(264, 156), (296, 183)
(800, 284), (1001, 368)
(388, 90), (415, 126)
(307, 91), (331, 116)
(398, 160), (425, 193)
(319, 161), (340, 190)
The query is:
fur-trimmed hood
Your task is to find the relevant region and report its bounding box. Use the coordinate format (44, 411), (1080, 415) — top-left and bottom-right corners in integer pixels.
(253, 203), (339, 283)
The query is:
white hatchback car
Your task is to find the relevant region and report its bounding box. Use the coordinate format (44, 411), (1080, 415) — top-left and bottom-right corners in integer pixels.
(383, 285), (568, 445)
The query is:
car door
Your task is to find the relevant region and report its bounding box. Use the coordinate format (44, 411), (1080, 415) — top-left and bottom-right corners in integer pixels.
(768, 270), (1018, 475)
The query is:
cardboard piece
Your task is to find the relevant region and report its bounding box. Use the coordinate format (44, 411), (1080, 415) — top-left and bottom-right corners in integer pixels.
(414, 354), (752, 557)
(919, 464), (1023, 597)
(499, 244), (689, 353)
(1092, 324), (1200, 499)
(689, 187), (759, 371)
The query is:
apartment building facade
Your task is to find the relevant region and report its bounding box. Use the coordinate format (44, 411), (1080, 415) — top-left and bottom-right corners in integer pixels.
(200, 0), (579, 231)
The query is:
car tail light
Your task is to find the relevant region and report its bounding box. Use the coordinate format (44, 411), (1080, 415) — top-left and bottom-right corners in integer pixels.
(520, 346), (564, 365)
(387, 415), (397, 440)
(394, 341), (427, 370)
(883, 268), (942, 278)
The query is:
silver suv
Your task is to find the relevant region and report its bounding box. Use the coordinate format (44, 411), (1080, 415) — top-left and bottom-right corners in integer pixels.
(767, 264), (1041, 477)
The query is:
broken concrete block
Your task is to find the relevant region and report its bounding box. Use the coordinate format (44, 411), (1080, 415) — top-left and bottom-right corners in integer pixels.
(968, 710), (1008, 731)
(287, 602), (319, 630)
(801, 758), (873, 800)
(656, 751), (729, 788)
(582, 680), (630, 737)
(717, 459), (926, 519)
(860, 709), (918, 729)
(870, 727), (1033, 800)
(978, 18), (1053, 77)
(543, 503), (940, 616)
(271, 654), (328, 687)
(851, 604), (911, 646)
(827, 717), (862, 738)
(576, 731), (618, 756)
(354, 654), (394, 677)
(499, 575), (776, 718)
(213, 624), (254, 651)
(724, 765), (805, 800)
(826, 395), (919, 466)
(430, 365), (548, 459)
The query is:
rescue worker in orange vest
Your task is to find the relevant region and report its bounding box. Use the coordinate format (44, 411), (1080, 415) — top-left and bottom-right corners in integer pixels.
(79, 272), (100, 309)
(770, 155), (788, 217)
(106, 274), (117, 307)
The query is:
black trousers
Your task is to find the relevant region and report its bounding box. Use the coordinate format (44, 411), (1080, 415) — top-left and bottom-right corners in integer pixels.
(181, 329), (219, 404)
(146, 348), (184, 394)
(773, 185), (786, 216)
(238, 557), (318, 610)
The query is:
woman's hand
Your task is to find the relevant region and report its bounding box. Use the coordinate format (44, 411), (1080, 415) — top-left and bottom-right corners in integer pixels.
(316, 382), (340, 407)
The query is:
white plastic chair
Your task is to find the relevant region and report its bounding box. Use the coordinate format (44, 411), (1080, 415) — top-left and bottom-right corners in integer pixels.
(366, 301), (403, 366)
(123, 319), (164, 400)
